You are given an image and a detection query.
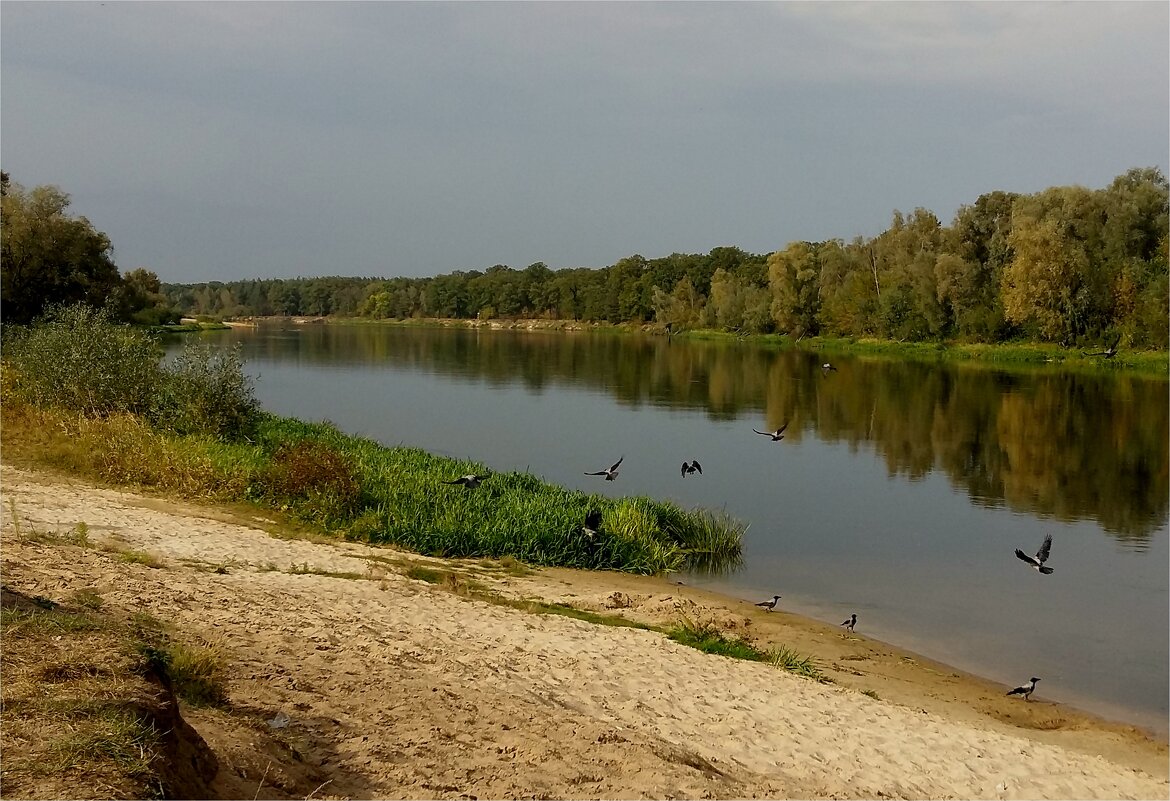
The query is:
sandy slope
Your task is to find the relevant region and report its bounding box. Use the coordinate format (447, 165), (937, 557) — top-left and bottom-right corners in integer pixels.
(1, 464), (1166, 800)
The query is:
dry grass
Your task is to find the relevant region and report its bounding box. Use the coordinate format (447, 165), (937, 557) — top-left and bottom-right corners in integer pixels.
(1, 588), (230, 799)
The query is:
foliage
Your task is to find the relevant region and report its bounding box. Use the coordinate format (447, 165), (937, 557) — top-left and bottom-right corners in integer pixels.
(153, 340), (261, 440)
(161, 169), (1167, 350)
(2, 304), (164, 416)
(0, 180), (123, 325)
(2, 303), (260, 440)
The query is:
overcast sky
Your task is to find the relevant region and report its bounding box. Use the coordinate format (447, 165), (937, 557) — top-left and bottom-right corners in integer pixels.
(2, 2), (1167, 284)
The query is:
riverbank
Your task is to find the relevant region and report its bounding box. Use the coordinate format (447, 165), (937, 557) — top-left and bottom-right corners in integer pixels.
(226, 315), (1169, 375)
(2, 463), (1165, 800)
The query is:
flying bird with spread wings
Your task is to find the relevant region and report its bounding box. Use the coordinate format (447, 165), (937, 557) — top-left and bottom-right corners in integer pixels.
(585, 456), (624, 481)
(753, 422), (789, 442)
(1015, 534), (1054, 574)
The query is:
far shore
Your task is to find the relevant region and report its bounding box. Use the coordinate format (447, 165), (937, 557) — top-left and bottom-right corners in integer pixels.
(217, 314), (1170, 374)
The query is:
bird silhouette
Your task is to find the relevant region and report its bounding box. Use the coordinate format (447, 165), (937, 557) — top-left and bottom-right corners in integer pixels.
(1007, 677), (1041, 701)
(680, 459), (703, 477)
(755, 595), (781, 612)
(1015, 534), (1054, 574)
(444, 474), (489, 488)
(841, 613), (857, 633)
(582, 509), (603, 539)
(1087, 335), (1121, 359)
(821, 363), (839, 374)
(753, 422), (789, 441)
(585, 456), (624, 481)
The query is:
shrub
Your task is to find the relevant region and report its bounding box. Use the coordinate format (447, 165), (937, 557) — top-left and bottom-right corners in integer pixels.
(258, 439), (364, 523)
(153, 341), (260, 440)
(2, 304), (162, 416)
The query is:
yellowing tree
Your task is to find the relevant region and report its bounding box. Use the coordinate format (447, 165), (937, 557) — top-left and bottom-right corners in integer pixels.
(1002, 216), (1090, 342)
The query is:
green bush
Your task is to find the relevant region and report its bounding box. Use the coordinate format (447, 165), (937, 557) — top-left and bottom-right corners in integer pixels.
(153, 341), (260, 440)
(2, 302), (260, 441)
(3, 304), (162, 416)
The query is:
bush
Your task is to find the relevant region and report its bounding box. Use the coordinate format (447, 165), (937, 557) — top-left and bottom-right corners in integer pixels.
(2, 304), (162, 416)
(153, 341), (260, 440)
(2, 302), (260, 441)
(257, 439), (364, 523)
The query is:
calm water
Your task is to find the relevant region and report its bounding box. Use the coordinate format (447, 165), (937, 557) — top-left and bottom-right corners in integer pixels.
(185, 324), (1169, 734)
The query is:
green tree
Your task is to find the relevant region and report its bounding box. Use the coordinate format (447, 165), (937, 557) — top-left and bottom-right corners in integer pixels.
(1, 180), (123, 324)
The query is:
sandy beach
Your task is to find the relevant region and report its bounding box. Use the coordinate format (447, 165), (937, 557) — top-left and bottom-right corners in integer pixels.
(1, 463), (1166, 800)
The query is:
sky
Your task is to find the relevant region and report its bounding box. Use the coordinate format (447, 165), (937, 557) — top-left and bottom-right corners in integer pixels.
(2, 1), (1167, 285)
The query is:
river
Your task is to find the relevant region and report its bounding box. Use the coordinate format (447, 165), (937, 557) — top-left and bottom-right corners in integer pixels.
(181, 323), (1169, 734)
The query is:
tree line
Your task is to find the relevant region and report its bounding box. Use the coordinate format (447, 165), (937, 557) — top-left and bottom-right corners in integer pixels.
(3, 168), (1165, 348)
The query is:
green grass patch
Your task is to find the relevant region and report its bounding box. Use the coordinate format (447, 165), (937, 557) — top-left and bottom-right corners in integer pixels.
(667, 616), (827, 681)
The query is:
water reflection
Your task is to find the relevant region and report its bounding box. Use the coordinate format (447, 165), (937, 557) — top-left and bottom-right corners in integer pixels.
(220, 324), (1169, 544)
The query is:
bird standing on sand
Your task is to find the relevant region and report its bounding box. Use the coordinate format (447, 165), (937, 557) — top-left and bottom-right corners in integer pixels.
(753, 422), (789, 441)
(841, 613), (857, 633)
(681, 459), (703, 477)
(444, 474), (489, 488)
(585, 456), (624, 481)
(1007, 677), (1040, 701)
(1015, 534), (1055, 574)
(755, 595), (781, 612)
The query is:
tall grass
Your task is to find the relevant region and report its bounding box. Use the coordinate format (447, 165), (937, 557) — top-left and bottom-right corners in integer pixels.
(1, 302), (745, 575)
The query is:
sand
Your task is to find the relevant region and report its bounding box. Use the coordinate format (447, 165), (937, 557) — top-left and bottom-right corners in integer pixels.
(2, 463), (1166, 800)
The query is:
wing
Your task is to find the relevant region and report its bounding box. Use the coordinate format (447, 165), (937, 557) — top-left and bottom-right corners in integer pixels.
(584, 471), (608, 476)
(1035, 534), (1052, 564)
(777, 422), (789, 436)
(443, 478), (463, 485)
(753, 429), (772, 437)
(609, 456), (624, 472)
(1014, 548), (1039, 567)
(1038, 566), (1055, 574)
(681, 462), (688, 477)
(692, 460), (702, 474)
(584, 510), (602, 529)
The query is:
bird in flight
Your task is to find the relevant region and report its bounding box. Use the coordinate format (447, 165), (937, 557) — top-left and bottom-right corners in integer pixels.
(755, 595), (781, 612)
(680, 459), (703, 477)
(444, 474), (489, 488)
(841, 613), (857, 633)
(582, 509), (603, 539)
(585, 456), (624, 481)
(753, 422), (789, 441)
(1006, 677), (1040, 701)
(821, 363), (839, 374)
(1015, 534), (1054, 574)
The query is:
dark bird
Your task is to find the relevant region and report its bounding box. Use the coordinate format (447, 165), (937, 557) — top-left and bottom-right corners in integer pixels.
(755, 595), (781, 612)
(582, 509), (603, 539)
(753, 422), (789, 441)
(681, 459), (703, 477)
(841, 613), (857, 633)
(1087, 335), (1121, 359)
(444, 474), (489, 488)
(585, 456), (624, 481)
(1006, 677), (1040, 701)
(1015, 534), (1054, 574)
(821, 362), (839, 374)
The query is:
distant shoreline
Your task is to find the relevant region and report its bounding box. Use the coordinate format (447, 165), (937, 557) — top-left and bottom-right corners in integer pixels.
(218, 315), (1170, 374)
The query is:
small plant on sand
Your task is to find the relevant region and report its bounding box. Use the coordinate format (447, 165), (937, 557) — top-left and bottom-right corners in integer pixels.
(117, 550), (164, 569)
(768, 645), (826, 682)
(668, 616), (769, 662)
